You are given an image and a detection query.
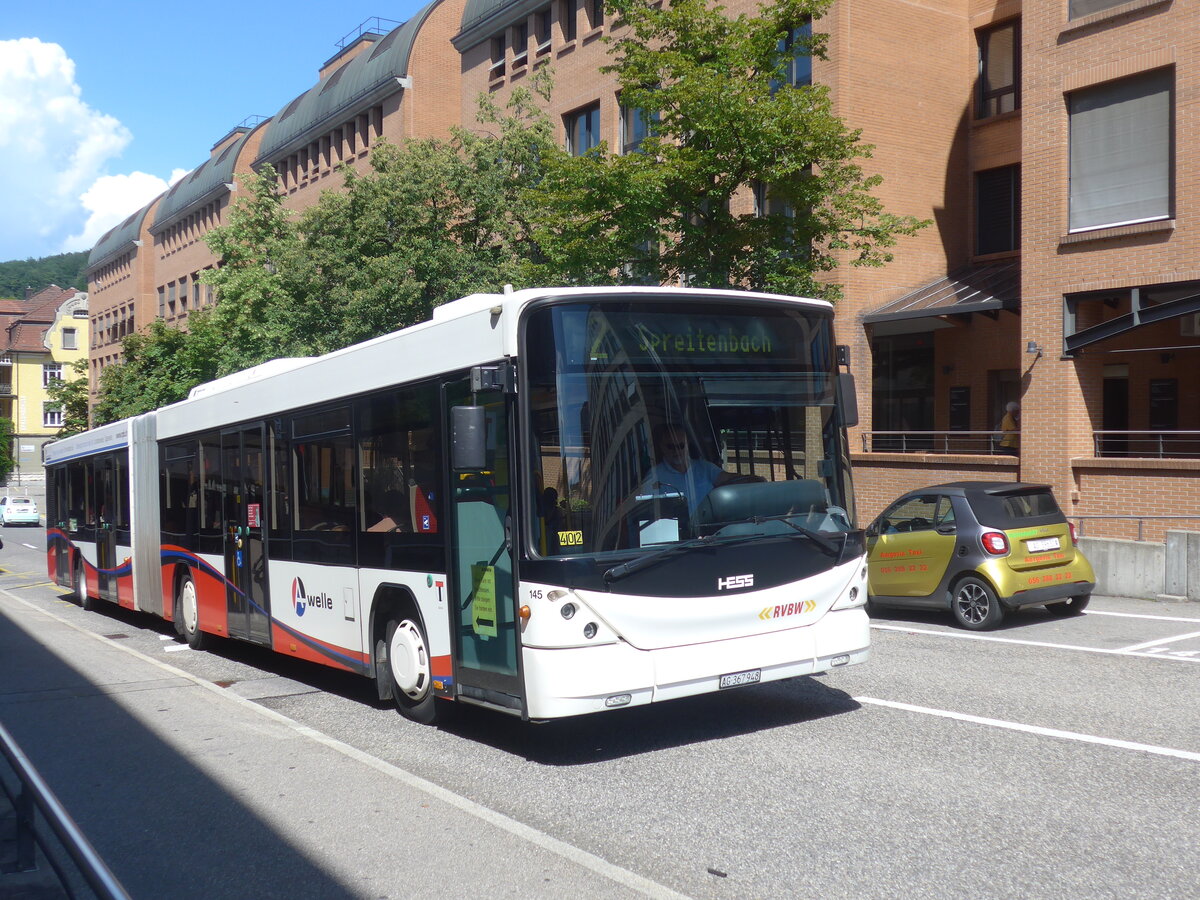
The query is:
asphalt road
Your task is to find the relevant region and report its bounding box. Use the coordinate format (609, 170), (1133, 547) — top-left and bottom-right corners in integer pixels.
(1, 528), (1197, 899)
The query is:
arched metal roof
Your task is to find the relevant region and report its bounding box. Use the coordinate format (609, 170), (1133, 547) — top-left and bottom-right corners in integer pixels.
(152, 128), (257, 232)
(87, 204), (155, 271)
(456, 0), (542, 48)
(257, 2), (439, 164)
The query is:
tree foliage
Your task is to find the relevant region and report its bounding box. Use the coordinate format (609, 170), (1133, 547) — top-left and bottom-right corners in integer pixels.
(44, 358), (91, 437)
(530, 0), (927, 298)
(0, 418), (13, 483)
(0, 252), (88, 298)
(91, 317), (222, 425)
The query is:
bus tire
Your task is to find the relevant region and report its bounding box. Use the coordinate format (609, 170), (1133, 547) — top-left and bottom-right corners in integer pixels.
(951, 576), (1004, 630)
(383, 616), (438, 725)
(75, 557), (97, 611)
(176, 572), (208, 651)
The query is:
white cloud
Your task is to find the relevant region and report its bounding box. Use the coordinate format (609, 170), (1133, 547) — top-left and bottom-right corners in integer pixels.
(61, 168), (189, 253)
(0, 38), (171, 261)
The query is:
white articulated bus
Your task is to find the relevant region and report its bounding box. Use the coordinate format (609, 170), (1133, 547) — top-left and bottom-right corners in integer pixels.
(45, 287), (869, 723)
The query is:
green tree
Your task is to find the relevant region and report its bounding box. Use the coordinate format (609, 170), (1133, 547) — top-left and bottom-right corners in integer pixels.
(201, 165), (304, 376)
(530, 0), (927, 298)
(0, 418), (13, 483)
(44, 358), (91, 437)
(91, 315), (222, 425)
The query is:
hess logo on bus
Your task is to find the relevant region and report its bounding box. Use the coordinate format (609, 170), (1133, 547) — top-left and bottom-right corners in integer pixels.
(718, 574), (754, 591)
(291, 577), (334, 617)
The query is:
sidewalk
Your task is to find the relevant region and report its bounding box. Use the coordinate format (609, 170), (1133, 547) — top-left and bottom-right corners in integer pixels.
(0, 591), (682, 900)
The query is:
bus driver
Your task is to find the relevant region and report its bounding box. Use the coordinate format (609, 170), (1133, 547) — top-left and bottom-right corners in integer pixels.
(643, 424), (749, 514)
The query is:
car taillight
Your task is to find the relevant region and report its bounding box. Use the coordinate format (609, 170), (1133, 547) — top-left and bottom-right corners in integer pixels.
(1069, 522), (1078, 544)
(981, 531), (1009, 555)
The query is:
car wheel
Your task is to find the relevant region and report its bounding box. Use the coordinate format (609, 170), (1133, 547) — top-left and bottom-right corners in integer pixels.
(1045, 594), (1090, 617)
(176, 572), (208, 651)
(381, 616), (439, 724)
(951, 576), (1004, 630)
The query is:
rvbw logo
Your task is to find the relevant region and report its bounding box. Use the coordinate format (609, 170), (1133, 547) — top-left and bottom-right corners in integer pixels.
(291, 577), (334, 617)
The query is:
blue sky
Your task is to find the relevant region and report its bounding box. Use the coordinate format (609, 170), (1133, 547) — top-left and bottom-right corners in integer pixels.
(0, 2), (427, 263)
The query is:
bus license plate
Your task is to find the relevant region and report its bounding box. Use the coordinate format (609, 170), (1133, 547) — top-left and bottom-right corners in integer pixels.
(719, 668), (761, 689)
(1027, 537), (1060, 552)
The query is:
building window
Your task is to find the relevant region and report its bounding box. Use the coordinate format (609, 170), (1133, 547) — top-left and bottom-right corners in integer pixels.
(512, 20), (529, 66)
(43, 363), (62, 386)
(1069, 0), (1128, 18)
(589, 0), (603, 29)
(565, 104), (601, 155)
(44, 403), (63, 428)
(1069, 69), (1172, 232)
(490, 35), (505, 78)
(562, 0), (577, 41)
(620, 104), (657, 154)
(536, 6), (552, 51)
(777, 22), (812, 88)
(978, 21), (1019, 119)
(975, 165), (1020, 255)
(62, 328), (77, 350)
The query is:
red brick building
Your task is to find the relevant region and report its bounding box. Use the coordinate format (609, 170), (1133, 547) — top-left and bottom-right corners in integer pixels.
(85, 0), (1200, 537)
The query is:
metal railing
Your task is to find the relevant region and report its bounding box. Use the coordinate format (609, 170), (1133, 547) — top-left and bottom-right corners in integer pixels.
(861, 431), (1007, 455)
(860, 430), (1200, 460)
(1069, 515), (1200, 542)
(1092, 431), (1200, 459)
(0, 720), (130, 899)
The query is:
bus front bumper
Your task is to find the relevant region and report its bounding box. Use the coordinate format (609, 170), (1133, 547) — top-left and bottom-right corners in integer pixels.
(522, 607), (869, 720)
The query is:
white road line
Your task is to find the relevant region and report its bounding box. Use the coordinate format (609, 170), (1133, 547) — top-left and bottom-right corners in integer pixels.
(163, 644), (191, 653)
(870, 623), (1200, 662)
(856, 696), (1200, 764)
(22, 543), (38, 550)
(1087, 610), (1200, 624)
(1117, 629), (1200, 653)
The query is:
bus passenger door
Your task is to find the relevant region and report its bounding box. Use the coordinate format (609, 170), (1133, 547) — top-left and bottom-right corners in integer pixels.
(95, 456), (118, 602)
(51, 468), (70, 582)
(222, 425), (271, 645)
(444, 381), (523, 714)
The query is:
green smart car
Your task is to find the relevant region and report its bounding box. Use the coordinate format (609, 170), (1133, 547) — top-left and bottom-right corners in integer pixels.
(865, 482), (1096, 630)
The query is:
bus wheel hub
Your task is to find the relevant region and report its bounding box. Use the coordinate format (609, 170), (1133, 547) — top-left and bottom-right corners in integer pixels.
(389, 620), (429, 698)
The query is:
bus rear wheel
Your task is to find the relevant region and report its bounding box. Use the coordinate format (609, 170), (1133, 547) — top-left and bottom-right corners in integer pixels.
(381, 617), (438, 724)
(75, 558), (97, 611)
(175, 573), (208, 651)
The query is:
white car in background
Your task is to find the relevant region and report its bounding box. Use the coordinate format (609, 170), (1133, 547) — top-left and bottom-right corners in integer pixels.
(0, 496), (40, 526)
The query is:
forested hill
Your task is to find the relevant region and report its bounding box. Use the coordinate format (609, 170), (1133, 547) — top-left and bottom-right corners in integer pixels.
(0, 252), (89, 299)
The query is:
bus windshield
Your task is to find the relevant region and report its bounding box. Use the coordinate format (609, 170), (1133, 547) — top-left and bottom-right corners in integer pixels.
(524, 298), (856, 559)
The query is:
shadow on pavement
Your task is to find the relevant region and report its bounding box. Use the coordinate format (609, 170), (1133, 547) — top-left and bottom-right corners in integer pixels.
(0, 601), (365, 900)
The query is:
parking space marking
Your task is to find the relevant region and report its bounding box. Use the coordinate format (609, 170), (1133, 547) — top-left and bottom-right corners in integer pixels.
(1086, 610), (1200, 624)
(856, 696), (1200, 764)
(870, 623), (1200, 663)
(21, 543), (38, 551)
(1117, 630), (1200, 653)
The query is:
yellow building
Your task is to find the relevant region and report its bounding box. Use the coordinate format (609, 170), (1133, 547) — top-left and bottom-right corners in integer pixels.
(0, 285), (90, 480)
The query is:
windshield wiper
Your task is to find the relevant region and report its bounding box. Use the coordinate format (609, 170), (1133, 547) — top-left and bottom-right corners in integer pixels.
(718, 513), (853, 559)
(603, 533), (762, 583)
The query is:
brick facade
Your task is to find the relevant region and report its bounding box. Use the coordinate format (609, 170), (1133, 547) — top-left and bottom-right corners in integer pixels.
(83, 0), (1200, 535)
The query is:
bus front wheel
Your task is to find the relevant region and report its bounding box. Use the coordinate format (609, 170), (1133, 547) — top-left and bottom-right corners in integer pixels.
(175, 573), (208, 651)
(381, 617), (438, 725)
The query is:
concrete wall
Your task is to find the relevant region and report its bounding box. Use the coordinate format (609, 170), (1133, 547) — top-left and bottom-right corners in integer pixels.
(1079, 531), (1200, 602)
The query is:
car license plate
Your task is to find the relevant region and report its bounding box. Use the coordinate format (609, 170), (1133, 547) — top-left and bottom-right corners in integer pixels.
(1027, 536), (1061, 552)
(719, 668), (761, 689)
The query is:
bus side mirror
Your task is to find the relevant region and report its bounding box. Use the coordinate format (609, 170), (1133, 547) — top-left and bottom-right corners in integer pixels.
(838, 373), (859, 429)
(451, 405), (487, 472)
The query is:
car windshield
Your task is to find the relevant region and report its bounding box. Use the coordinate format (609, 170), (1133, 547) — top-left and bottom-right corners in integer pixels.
(523, 297), (856, 559)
